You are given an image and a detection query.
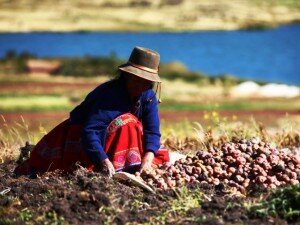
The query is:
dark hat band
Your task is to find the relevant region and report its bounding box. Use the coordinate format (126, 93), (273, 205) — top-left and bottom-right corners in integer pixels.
(128, 61), (159, 74)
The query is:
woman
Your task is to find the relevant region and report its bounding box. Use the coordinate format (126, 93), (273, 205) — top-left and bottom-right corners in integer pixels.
(15, 46), (170, 177)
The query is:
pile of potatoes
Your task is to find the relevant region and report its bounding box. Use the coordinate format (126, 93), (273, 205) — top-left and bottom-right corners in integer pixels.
(136, 138), (300, 192)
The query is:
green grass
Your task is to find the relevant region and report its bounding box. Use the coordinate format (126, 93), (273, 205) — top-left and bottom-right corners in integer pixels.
(147, 186), (203, 224)
(249, 184), (300, 222)
(0, 95), (72, 112)
(161, 119), (196, 138)
(1, 95), (299, 113)
(160, 99), (300, 111)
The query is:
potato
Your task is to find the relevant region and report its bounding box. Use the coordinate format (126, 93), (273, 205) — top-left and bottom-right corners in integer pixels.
(255, 176), (267, 183)
(236, 156), (246, 165)
(137, 138), (300, 191)
(234, 175), (245, 183)
(227, 167), (236, 174)
(192, 166), (202, 175)
(290, 179), (299, 185)
(212, 178), (220, 185)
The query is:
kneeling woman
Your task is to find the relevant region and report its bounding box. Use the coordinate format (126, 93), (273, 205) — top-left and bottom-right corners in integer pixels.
(15, 46), (170, 177)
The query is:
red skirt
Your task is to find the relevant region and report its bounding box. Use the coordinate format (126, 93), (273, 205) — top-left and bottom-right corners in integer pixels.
(14, 113), (169, 175)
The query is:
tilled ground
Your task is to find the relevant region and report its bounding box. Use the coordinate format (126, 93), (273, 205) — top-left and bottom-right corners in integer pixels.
(2, 109), (300, 128)
(0, 161), (297, 225)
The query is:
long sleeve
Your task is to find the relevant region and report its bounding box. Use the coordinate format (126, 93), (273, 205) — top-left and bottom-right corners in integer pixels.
(79, 80), (128, 165)
(142, 91), (161, 154)
(81, 107), (114, 165)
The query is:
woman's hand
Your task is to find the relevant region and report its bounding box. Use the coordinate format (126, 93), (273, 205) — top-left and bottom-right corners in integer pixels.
(140, 151), (154, 173)
(101, 158), (115, 178)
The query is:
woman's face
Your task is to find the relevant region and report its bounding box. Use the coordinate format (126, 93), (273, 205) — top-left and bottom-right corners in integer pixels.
(124, 72), (154, 98)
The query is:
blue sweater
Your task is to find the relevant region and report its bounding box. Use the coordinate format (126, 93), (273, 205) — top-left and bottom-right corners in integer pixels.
(69, 78), (161, 165)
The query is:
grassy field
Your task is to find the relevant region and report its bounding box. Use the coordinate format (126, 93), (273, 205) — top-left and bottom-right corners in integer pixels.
(1, 94), (300, 113)
(160, 99), (300, 111)
(0, 95), (71, 112)
(1, 74), (299, 112)
(0, 73), (299, 149)
(0, 0), (299, 32)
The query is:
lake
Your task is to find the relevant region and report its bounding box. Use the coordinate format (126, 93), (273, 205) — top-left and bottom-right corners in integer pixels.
(0, 24), (299, 85)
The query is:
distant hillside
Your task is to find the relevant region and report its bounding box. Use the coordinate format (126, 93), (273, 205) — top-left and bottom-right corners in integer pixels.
(0, 0), (299, 32)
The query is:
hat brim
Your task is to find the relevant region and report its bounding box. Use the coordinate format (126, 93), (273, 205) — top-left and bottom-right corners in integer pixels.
(118, 63), (161, 83)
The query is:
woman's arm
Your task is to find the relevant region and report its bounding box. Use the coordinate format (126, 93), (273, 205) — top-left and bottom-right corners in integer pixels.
(81, 106), (116, 176)
(140, 90), (161, 172)
(81, 108), (110, 163)
(142, 90), (161, 154)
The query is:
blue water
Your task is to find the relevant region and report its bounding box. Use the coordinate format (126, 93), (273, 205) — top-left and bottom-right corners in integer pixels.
(0, 24), (299, 85)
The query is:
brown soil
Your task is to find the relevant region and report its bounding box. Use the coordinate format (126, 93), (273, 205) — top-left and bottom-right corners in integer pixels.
(0, 160), (294, 225)
(1, 109), (299, 131)
(160, 109), (300, 124)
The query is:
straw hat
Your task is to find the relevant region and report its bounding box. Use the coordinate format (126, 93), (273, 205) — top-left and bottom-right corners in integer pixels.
(118, 46), (161, 83)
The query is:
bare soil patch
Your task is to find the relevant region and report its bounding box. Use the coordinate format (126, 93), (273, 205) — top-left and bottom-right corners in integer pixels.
(0, 161), (292, 225)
